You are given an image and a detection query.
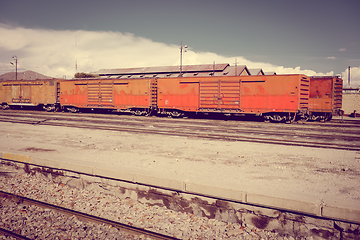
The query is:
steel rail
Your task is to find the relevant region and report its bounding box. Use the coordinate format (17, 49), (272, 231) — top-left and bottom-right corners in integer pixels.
(0, 227), (32, 240)
(1, 112), (360, 138)
(1, 111), (360, 137)
(1, 110), (360, 128)
(0, 191), (179, 240)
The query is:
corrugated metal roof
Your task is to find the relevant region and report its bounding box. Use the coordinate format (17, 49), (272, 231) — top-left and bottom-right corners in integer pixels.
(264, 72), (277, 75)
(249, 68), (265, 75)
(91, 63), (266, 79)
(95, 63), (230, 76)
(224, 65), (250, 76)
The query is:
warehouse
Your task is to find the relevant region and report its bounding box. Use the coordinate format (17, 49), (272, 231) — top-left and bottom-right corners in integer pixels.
(93, 63), (251, 78)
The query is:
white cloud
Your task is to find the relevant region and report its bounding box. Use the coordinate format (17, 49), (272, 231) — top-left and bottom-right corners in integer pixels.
(338, 48), (346, 52)
(0, 24), (349, 80)
(327, 56), (336, 60)
(342, 66), (360, 87)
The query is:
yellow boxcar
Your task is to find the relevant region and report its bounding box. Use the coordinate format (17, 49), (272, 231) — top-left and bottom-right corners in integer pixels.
(0, 80), (59, 111)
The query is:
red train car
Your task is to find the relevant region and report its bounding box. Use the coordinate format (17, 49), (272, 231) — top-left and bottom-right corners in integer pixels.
(309, 76), (342, 121)
(157, 74), (310, 122)
(59, 78), (157, 115)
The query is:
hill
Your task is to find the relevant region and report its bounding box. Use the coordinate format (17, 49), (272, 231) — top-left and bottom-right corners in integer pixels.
(0, 70), (54, 81)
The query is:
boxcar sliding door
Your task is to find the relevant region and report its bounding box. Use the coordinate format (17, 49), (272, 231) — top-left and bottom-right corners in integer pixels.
(199, 78), (240, 111)
(87, 81), (114, 107)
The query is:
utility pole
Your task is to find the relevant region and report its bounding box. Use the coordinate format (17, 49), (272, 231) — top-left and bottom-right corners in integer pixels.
(75, 33), (78, 74)
(234, 58), (238, 76)
(348, 66), (350, 85)
(10, 56), (18, 80)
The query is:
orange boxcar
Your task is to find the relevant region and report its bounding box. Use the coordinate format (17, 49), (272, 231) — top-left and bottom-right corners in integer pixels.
(240, 75), (310, 120)
(157, 74), (310, 121)
(309, 76), (342, 120)
(0, 80), (59, 111)
(60, 78), (157, 114)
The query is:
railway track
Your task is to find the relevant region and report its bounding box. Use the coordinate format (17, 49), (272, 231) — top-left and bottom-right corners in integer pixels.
(0, 191), (178, 240)
(1, 110), (360, 151)
(1, 162), (359, 239)
(1, 110), (359, 239)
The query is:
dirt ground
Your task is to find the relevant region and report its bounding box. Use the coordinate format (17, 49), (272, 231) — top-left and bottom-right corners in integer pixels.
(0, 121), (359, 208)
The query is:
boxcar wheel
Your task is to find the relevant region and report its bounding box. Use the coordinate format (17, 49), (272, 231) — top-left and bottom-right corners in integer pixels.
(44, 104), (56, 112)
(1, 104), (10, 110)
(325, 113), (332, 121)
(169, 111), (184, 118)
(67, 107), (79, 113)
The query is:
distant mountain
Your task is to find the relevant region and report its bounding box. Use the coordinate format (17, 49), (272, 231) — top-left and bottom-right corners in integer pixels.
(0, 70), (55, 81)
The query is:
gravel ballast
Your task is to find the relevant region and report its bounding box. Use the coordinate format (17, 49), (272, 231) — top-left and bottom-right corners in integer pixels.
(0, 168), (282, 239)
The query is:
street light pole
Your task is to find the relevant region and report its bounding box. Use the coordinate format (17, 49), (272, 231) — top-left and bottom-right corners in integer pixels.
(180, 41), (187, 76)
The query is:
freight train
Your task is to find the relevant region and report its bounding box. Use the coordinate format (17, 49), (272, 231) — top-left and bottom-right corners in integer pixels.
(0, 74), (343, 122)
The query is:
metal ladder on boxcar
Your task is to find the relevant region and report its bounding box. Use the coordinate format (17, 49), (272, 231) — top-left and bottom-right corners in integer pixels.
(333, 77), (343, 113)
(149, 79), (158, 114)
(56, 82), (61, 104)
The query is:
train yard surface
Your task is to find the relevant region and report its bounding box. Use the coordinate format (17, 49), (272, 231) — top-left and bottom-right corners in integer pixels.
(0, 110), (359, 151)
(0, 110), (359, 239)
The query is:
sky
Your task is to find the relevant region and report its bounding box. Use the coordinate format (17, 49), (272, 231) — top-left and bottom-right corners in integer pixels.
(0, 0), (359, 86)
